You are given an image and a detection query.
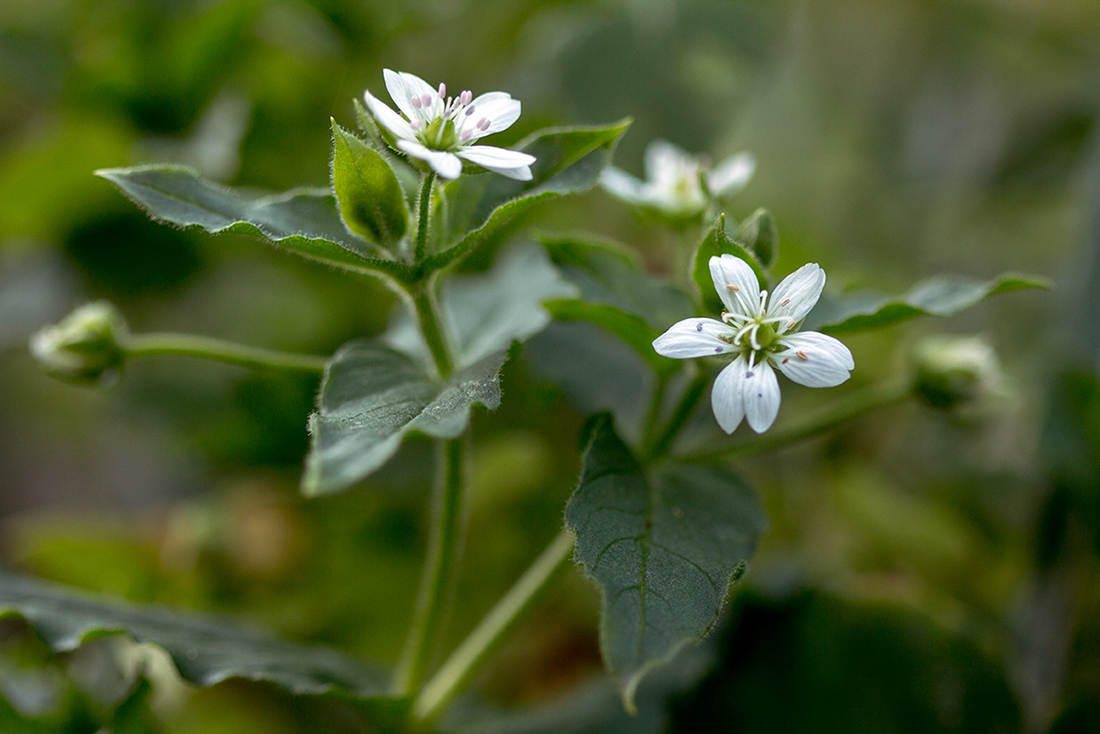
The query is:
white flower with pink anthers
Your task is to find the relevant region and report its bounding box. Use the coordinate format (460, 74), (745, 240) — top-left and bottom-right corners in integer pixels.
(363, 69), (536, 181)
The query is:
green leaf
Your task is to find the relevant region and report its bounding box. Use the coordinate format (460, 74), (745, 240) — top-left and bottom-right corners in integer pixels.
(806, 272), (1052, 334)
(96, 165), (412, 281)
(540, 235), (692, 376)
(303, 344), (504, 496)
(564, 417), (765, 712)
(0, 569), (390, 700)
(734, 208), (778, 270)
(330, 121), (409, 248)
(692, 214), (767, 314)
(425, 119), (632, 270)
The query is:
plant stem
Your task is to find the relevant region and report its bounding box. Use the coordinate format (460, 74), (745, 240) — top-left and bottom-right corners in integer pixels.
(645, 370), (709, 462)
(392, 438), (467, 697)
(415, 172), (436, 264)
(413, 530), (575, 724)
(124, 333), (326, 373)
(682, 378), (913, 463)
(411, 284), (454, 378)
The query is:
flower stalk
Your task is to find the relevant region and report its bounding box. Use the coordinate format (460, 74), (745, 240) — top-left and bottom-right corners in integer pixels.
(126, 333), (327, 373)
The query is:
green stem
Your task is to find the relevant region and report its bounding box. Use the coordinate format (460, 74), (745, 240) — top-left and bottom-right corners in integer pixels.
(124, 333), (326, 373)
(640, 374), (670, 456)
(413, 531), (575, 724)
(392, 438), (467, 697)
(682, 378), (913, 463)
(415, 172), (436, 264)
(646, 370), (709, 462)
(411, 284), (454, 378)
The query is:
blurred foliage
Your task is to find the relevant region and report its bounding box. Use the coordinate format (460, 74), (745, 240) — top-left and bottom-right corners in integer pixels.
(3, 0), (1100, 731)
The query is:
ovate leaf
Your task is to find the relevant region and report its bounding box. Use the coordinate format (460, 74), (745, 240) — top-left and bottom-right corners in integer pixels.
(303, 343), (504, 496)
(96, 166), (412, 281)
(734, 208), (778, 270)
(806, 272), (1052, 334)
(330, 121), (408, 248)
(426, 120), (632, 270)
(564, 417), (765, 712)
(0, 569), (390, 700)
(692, 214), (767, 314)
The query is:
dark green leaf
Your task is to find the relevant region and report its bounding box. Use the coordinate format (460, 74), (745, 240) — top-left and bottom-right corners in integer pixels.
(0, 569), (390, 700)
(96, 166), (412, 281)
(426, 120), (632, 270)
(330, 121), (408, 248)
(734, 208), (778, 269)
(806, 272), (1052, 334)
(564, 417), (765, 711)
(543, 300), (673, 377)
(303, 343), (504, 496)
(692, 214), (767, 314)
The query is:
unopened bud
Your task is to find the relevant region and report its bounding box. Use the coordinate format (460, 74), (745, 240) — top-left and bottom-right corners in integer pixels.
(912, 335), (1002, 412)
(29, 301), (128, 386)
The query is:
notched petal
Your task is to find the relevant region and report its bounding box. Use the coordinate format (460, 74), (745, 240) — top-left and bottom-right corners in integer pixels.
(711, 358), (748, 434)
(710, 254), (760, 316)
(653, 318), (737, 359)
(774, 331), (853, 388)
(769, 263), (825, 325)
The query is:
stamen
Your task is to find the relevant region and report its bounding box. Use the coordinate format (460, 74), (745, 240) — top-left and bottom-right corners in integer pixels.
(695, 322), (704, 332)
(727, 284), (739, 292)
(411, 97), (422, 109)
(780, 298), (790, 306)
(796, 350), (808, 360)
(460, 90), (472, 105)
(438, 83), (446, 99)
(782, 357), (790, 364)
(421, 93), (434, 107)
(410, 120), (422, 130)
(787, 320), (797, 331)
(466, 105), (475, 115)
(477, 117), (490, 131)
(461, 130), (472, 141)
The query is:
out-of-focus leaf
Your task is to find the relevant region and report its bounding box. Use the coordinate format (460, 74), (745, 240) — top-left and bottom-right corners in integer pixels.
(806, 272), (1052, 334)
(330, 121), (408, 248)
(564, 417), (765, 711)
(426, 120), (632, 270)
(0, 570), (391, 701)
(96, 166), (412, 281)
(692, 214), (767, 313)
(734, 208), (778, 270)
(543, 300), (672, 377)
(302, 343), (504, 496)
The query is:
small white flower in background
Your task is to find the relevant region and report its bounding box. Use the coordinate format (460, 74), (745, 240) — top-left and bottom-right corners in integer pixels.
(653, 255), (853, 433)
(600, 140), (755, 218)
(363, 69), (536, 181)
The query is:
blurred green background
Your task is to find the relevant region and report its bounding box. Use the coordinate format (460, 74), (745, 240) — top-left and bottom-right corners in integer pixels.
(2, 0), (1100, 732)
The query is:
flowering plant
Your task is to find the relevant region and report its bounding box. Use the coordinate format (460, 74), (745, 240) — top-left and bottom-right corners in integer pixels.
(12, 65), (1050, 734)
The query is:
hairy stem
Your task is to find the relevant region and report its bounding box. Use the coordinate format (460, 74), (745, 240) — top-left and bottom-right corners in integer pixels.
(413, 531), (575, 724)
(411, 283), (454, 379)
(393, 438), (467, 697)
(415, 172), (436, 264)
(124, 333), (326, 373)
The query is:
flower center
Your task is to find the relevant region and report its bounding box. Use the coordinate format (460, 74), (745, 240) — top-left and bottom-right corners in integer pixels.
(720, 289), (790, 358)
(407, 86), (492, 151)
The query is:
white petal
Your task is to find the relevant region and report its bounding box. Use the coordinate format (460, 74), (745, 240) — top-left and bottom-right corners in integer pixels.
(709, 254), (760, 317)
(457, 145), (534, 172)
(600, 167), (647, 204)
(768, 263), (825, 327)
(707, 152), (755, 197)
(364, 90), (416, 141)
(397, 140), (463, 179)
(645, 140), (693, 184)
(652, 318), (738, 359)
(465, 92), (521, 136)
(774, 331), (854, 388)
(711, 357), (748, 434)
(742, 360), (780, 433)
(384, 69), (437, 120)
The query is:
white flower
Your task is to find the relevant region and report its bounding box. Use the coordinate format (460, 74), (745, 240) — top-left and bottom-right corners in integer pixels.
(600, 140), (755, 217)
(363, 69), (536, 181)
(653, 255), (853, 434)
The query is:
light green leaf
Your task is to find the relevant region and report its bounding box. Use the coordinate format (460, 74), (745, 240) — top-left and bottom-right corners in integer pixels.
(806, 272), (1052, 334)
(692, 214), (767, 314)
(303, 343), (504, 496)
(564, 417), (765, 712)
(734, 208), (778, 270)
(330, 121), (409, 248)
(0, 569), (390, 700)
(96, 165), (412, 281)
(425, 120), (632, 270)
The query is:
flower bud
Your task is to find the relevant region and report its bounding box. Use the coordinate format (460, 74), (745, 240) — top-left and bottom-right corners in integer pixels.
(29, 301), (128, 386)
(911, 335), (1002, 412)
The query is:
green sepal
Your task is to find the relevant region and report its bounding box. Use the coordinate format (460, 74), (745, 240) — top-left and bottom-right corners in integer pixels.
(806, 272), (1052, 334)
(565, 416), (765, 713)
(735, 207), (778, 270)
(96, 165), (413, 282)
(330, 120), (409, 249)
(692, 214), (768, 314)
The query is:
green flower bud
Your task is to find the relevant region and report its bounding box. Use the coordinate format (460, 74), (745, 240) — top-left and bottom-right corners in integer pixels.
(29, 301), (128, 386)
(912, 335), (1002, 412)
